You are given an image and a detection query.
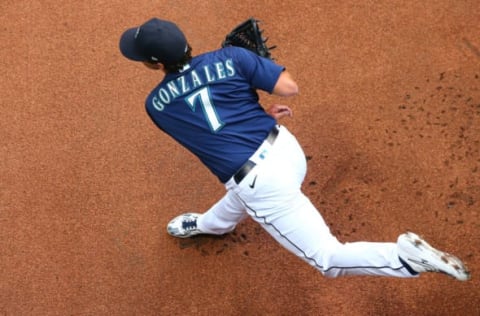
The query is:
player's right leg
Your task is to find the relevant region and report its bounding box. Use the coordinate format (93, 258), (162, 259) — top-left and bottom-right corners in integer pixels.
(167, 189), (248, 238)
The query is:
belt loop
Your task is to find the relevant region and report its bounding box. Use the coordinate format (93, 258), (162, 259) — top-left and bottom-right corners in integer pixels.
(266, 125), (280, 144)
(234, 160), (256, 184)
(232, 125), (280, 185)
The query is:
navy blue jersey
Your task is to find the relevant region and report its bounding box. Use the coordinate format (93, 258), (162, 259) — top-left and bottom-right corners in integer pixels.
(145, 46), (285, 182)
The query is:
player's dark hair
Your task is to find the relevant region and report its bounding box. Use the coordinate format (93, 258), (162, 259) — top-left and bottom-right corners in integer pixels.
(163, 44), (193, 73)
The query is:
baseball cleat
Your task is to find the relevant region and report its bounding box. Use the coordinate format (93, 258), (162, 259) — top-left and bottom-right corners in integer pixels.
(397, 232), (470, 281)
(167, 213), (203, 238)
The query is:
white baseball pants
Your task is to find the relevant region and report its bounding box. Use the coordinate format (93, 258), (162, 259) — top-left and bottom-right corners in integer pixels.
(198, 125), (415, 278)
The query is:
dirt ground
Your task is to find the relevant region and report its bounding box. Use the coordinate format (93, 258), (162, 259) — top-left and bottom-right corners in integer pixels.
(1, 1), (479, 315)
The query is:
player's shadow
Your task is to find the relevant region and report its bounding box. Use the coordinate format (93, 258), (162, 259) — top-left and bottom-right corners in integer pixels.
(174, 222), (262, 257)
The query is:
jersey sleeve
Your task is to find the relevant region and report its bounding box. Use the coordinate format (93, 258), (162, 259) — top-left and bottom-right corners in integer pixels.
(230, 47), (285, 93)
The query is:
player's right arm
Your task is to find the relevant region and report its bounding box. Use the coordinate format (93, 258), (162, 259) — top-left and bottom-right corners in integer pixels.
(272, 71), (298, 97)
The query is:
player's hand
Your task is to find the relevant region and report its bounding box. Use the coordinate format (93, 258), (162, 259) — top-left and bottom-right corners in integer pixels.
(267, 104), (293, 120)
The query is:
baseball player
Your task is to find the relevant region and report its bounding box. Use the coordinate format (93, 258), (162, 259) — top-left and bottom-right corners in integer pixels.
(119, 17), (470, 281)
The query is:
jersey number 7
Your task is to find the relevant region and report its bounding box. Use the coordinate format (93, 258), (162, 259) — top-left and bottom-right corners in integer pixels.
(186, 87), (225, 133)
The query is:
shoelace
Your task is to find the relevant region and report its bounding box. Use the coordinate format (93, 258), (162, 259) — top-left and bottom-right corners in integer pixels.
(182, 218), (197, 231)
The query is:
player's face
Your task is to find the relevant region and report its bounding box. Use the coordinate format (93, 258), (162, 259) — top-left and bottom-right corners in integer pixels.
(142, 61), (162, 70)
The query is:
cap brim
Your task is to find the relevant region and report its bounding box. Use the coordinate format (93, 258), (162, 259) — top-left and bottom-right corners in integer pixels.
(119, 28), (147, 61)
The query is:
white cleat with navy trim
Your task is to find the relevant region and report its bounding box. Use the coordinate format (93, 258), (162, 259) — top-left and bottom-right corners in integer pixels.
(397, 232), (470, 281)
(167, 213), (204, 238)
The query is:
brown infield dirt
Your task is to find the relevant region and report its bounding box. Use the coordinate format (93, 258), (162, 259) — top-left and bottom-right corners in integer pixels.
(1, 1), (479, 315)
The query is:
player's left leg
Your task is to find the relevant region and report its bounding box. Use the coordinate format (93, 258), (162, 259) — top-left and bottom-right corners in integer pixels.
(242, 187), (414, 278)
(228, 126), (415, 278)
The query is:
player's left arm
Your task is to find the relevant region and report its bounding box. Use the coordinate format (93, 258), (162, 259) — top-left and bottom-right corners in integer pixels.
(272, 70), (298, 97)
(267, 104), (293, 120)
(267, 70), (298, 120)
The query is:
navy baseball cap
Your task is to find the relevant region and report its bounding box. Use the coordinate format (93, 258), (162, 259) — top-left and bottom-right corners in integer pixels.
(119, 18), (188, 64)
